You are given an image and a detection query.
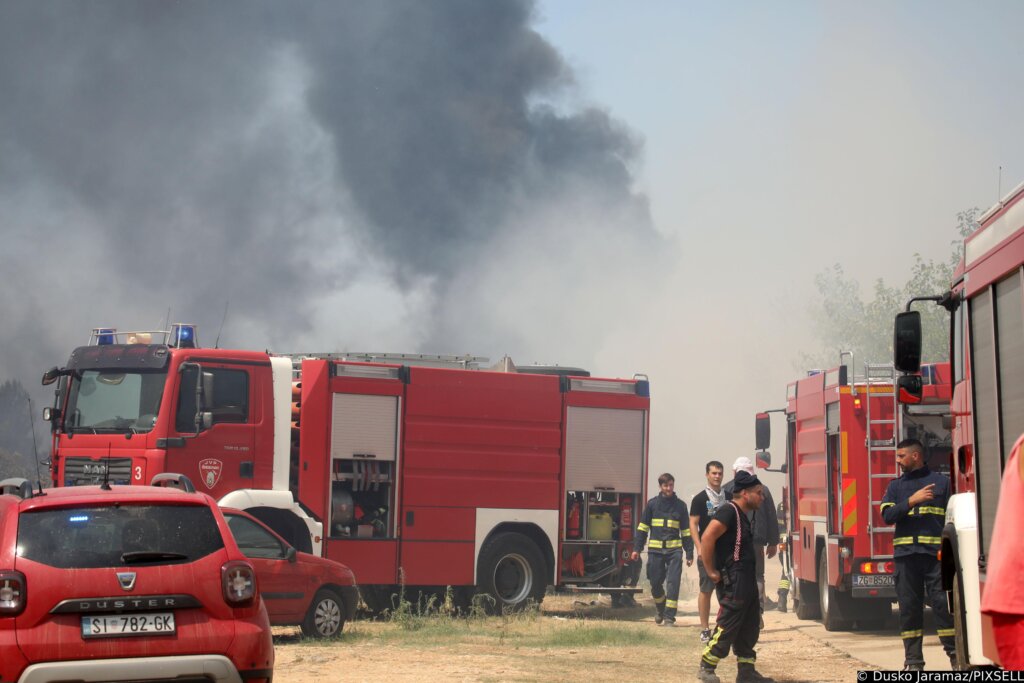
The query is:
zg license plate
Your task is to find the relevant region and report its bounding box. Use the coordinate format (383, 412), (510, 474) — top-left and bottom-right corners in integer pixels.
(81, 612), (176, 638)
(852, 574), (894, 587)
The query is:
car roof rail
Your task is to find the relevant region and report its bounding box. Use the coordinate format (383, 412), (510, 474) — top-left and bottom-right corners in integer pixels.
(0, 478), (33, 499)
(150, 473), (196, 493)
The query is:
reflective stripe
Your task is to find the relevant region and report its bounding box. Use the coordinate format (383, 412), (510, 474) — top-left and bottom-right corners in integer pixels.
(666, 519), (681, 529)
(653, 595), (666, 604)
(778, 579), (791, 590)
(918, 536), (942, 545)
(937, 628), (955, 637)
(637, 522), (650, 533)
(649, 539), (663, 548)
(665, 599), (678, 608)
(681, 528), (692, 537)
(737, 657), (756, 665)
(880, 502), (895, 512)
(893, 536), (915, 545)
(901, 629), (923, 639)
(651, 518), (666, 527)
(664, 539), (682, 548)
(918, 506), (946, 516)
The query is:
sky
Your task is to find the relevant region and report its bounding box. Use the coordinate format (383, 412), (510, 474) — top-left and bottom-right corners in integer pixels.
(0, 1), (1022, 498)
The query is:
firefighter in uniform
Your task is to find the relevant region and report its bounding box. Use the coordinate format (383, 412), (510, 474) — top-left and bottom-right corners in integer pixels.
(880, 438), (956, 671)
(630, 472), (694, 626)
(698, 470), (773, 683)
(775, 500), (790, 613)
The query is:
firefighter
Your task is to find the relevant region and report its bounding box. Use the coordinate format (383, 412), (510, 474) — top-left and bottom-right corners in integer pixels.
(698, 470), (774, 683)
(724, 457), (779, 619)
(630, 472), (694, 626)
(775, 500), (790, 613)
(880, 438), (956, 671)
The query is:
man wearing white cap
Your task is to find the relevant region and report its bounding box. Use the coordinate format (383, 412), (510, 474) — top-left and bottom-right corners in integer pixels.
(724, 457), (779, 618)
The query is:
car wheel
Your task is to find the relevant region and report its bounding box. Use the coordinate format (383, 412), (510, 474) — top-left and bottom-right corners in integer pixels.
(302, 589), (345, 638)
(477, 532), (546, 614)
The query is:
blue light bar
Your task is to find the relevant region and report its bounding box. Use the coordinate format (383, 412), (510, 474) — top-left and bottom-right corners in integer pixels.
(169, 323), (198, 349)
(96, 328), (116, 345)
(68, 515), (89, 523)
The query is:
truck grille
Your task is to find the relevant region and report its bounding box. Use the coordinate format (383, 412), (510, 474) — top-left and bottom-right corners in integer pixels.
(63, 457), (133, 486)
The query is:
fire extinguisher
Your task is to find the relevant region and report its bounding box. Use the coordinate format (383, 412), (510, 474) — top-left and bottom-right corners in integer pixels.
(567, 494), (581, 539)
(619, 495), (633, 544)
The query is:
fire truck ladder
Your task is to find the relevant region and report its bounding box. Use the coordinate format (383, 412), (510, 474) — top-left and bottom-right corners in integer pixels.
(863, 362), (899, 557)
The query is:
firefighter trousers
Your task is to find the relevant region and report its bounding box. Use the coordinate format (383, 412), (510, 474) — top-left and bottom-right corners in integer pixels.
(702, 562), (760, 670)
(895, 553), (955, 666)
(646, 550), (683, 618)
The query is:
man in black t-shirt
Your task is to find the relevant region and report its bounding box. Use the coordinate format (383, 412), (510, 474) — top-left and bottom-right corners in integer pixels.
(689, 460), (725, 644)
(698, 471), (774, 683)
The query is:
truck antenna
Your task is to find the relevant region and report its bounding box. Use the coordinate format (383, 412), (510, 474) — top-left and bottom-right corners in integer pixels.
(998, 165), (1003, 202)
(27, 396), (43, 487)
(214, 301), (229, 349)
(163, 307), (172, 332)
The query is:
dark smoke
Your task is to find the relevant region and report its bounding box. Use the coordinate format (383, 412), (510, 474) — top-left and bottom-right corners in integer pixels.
(0, 1), (667, 402)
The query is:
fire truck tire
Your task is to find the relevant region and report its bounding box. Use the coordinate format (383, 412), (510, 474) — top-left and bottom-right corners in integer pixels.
(795, 579), (821, 620)
(301, 589), (345, 638)
(952, 571), (969, 670)
(818, 552), (848, 631)
(477, 532), (547, 613)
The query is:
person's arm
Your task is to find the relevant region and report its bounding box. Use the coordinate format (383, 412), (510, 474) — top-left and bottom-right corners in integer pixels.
(700, 519), (727, 585)
(881, 481), (935, 524)
(630, 500), (653, 561)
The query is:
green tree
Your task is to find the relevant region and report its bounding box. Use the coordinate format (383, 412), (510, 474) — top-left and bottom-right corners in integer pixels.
(800, 208), (980, 372)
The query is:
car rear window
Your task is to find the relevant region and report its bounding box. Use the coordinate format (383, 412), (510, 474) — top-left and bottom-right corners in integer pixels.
(17, 504), (226, 568)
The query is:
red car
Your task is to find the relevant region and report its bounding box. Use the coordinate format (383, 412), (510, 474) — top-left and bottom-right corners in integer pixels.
(0, 475), (273, 683)
(221, 508), (357, 637)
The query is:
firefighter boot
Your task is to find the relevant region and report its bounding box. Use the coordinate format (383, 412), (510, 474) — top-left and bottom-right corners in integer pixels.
(697, 663), (721, 683)
(776, 589), (788, 613)
(736, 663), (775, 683)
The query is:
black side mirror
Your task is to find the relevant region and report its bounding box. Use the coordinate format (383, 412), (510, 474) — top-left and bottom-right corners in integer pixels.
(894, 311), (922, 373)
(41, 366), (62, 386)
(285, 546), (297, 563)
(755, 412), (771, 450)
(897, 375), (923, 404)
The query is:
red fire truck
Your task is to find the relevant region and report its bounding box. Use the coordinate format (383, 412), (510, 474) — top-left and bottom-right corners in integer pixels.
(40, 334), (650, 611)
(894, 179), (1024, 667)
(756, 358), (952, 631)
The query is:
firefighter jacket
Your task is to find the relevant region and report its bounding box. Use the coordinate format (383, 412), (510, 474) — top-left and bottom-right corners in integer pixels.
(880, 465), (951, 557)
(634, 493), (694, 559)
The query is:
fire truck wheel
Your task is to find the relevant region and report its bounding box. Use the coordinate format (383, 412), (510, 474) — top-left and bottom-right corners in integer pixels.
(477, 532), (546, 613)
(952, 571), (969, 669)
(794, 579), (821, 620)
(302, 589), (345, 638)
(818, 552), (848, 631)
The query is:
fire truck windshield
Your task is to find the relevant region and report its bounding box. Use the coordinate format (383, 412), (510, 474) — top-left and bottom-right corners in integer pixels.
(64, 369), (167, 434)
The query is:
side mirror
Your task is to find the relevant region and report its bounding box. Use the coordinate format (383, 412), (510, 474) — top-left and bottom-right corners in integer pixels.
(285, 546), (297, 563)
(41, 366), (62, 386)
(755, 412), (771, 450)
(755, 450), (771, 469)
(894, 311), (922, 373)
(897, 375), (923, 404)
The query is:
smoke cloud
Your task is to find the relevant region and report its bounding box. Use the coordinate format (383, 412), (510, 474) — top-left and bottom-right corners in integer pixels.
(0, 0), (666, 396)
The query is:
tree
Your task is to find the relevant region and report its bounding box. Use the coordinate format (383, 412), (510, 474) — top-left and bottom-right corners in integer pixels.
(800, 208), (980, 373)
(0, 379), (40, 477)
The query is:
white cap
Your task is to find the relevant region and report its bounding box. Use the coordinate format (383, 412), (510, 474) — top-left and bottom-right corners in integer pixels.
(733, 456), (755, 474)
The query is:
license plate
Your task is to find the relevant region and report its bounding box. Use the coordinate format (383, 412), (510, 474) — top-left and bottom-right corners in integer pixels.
(852, 574), (895, 587)
(81, 612), (176, 638)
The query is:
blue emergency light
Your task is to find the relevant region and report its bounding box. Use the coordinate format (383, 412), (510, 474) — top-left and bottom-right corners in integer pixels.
(170, 324), (198, 349)
(96, 328), (116, 345)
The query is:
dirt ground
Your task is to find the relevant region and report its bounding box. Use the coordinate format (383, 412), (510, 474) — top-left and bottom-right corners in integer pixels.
(272, 587), (870, 682)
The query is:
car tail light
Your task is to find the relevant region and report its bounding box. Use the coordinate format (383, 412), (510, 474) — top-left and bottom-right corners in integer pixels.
(0, 571), (26, 616)
(221, 561), (256, 606)
(859, 561), (895, 574)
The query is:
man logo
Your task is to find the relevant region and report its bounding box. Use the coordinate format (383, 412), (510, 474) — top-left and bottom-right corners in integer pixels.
(117, 572), (137, 591)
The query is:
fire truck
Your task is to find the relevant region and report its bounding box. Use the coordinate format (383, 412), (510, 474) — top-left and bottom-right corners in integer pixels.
(893, 179), (1024, 668)
(39, 331), (650, 611)
(755, 358), (952, 631)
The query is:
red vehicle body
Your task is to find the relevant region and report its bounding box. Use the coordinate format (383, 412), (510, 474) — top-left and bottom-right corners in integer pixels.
(222, 508), (358, 637)
(896, 179), (1024, 667)
(42, 338), (650, 610)
(0, 478), (273, 683)
(758, 360), (951, 630)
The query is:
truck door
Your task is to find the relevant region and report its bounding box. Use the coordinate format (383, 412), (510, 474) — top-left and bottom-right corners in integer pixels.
(316, 365), (402, 585)
(167, 362), (257, 498)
